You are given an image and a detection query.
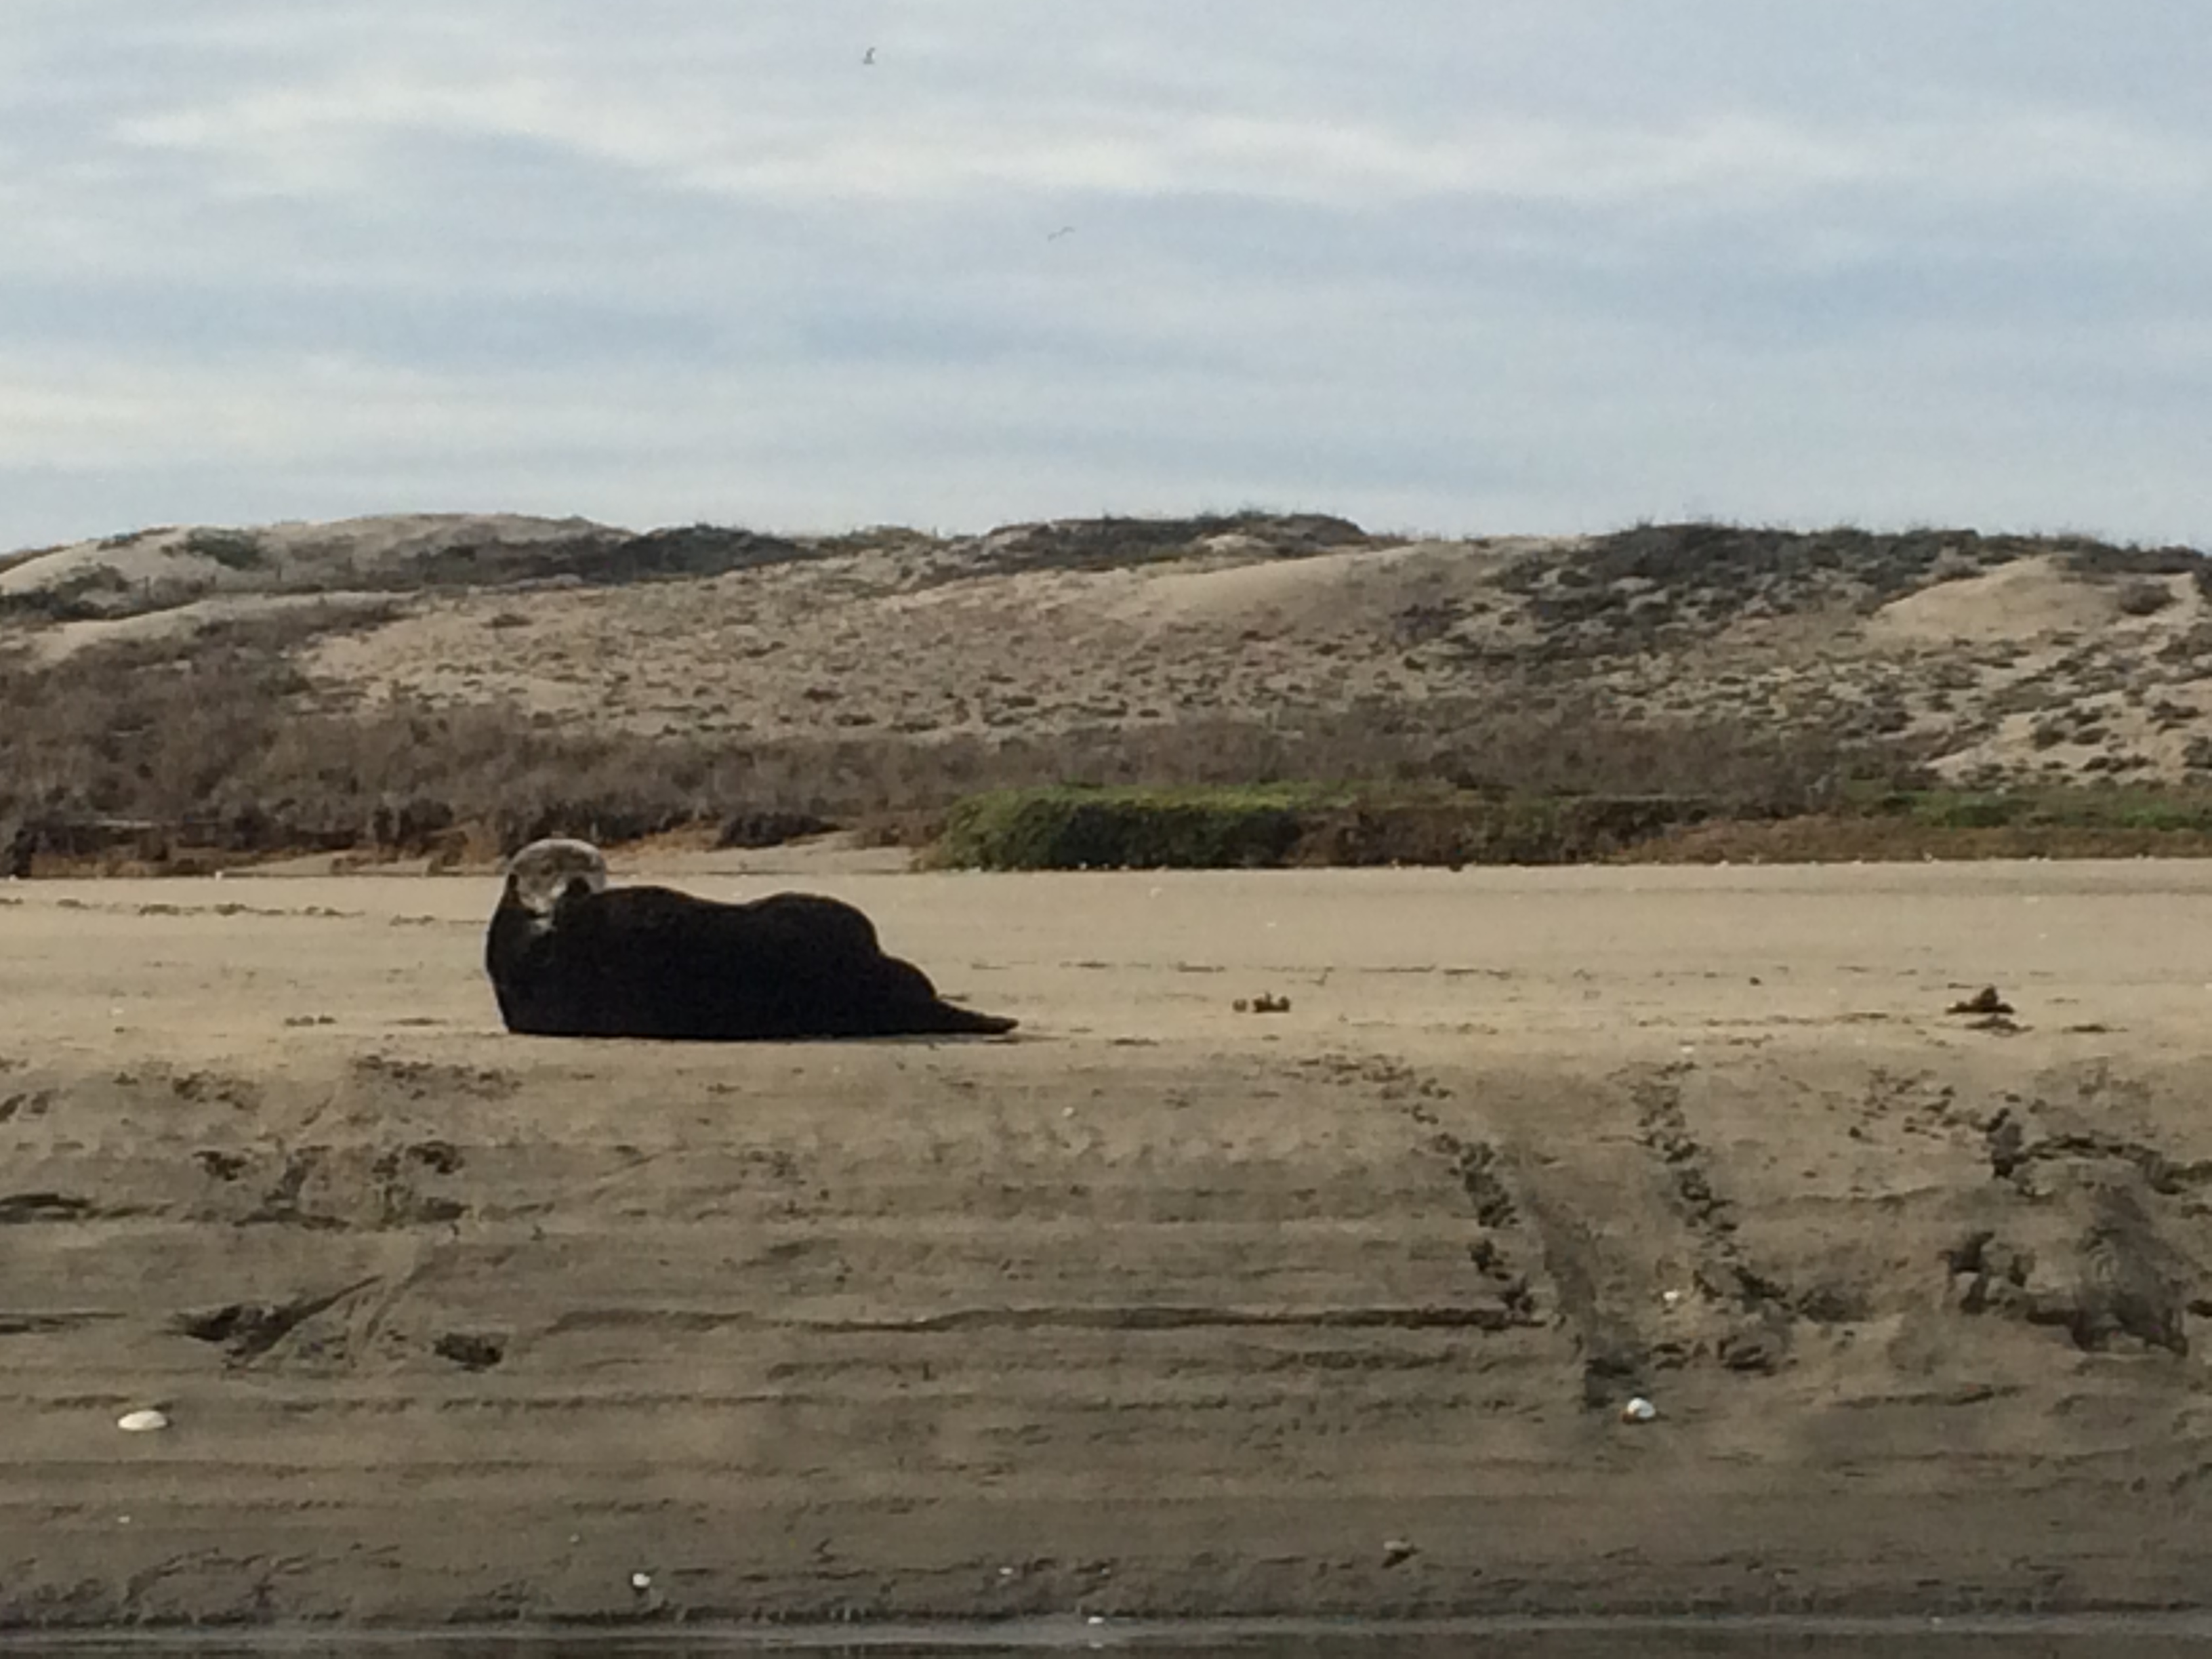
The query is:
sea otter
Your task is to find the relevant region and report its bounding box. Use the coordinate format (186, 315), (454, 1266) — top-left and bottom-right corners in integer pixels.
(485, 838), (1017, 1040)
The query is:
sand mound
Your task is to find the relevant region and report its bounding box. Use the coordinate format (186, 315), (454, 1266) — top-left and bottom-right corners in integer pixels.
(28, 591), (402, 663)
(1864, 555), (2133, 644)
(0, 514), (624, 621)
(1103, 539), (1532, 638)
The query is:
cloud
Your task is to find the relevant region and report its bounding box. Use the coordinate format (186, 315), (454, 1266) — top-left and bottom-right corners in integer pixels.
(1, 0), (2207, 548)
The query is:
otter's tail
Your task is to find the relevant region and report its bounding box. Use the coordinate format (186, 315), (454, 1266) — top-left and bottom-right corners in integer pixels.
(871, 956), (1017, 1036)
(922, 1000), (1019, 1036)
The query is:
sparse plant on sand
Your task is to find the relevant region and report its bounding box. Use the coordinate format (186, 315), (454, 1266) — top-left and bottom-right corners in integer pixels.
(184, 529), (268, 571)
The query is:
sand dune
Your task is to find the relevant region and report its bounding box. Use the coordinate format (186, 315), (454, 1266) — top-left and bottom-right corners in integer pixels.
(7, 514), (2207, 783)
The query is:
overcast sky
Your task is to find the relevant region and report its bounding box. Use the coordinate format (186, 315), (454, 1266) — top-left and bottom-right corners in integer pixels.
(3, 3), (2207, 550)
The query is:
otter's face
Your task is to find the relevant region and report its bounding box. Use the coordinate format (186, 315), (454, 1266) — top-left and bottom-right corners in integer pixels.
(504, 838), (609, 920)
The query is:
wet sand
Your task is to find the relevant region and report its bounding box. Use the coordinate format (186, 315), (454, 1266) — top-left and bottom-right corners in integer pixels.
(3, 861), (2212, 1626)
(27, 1616), (2212, 1658)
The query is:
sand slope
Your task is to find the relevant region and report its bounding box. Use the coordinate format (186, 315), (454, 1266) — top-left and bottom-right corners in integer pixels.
(3, 863), (2212, 1624)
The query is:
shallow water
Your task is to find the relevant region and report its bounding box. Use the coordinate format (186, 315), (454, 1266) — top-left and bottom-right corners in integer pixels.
(30, 1616), (2212, 1659)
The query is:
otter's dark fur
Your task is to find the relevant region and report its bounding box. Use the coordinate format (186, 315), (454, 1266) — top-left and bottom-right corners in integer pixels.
(485, 838), (1015, 1040)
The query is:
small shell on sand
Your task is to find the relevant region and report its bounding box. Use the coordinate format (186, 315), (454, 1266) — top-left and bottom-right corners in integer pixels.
(117, 1408), (169, 1433)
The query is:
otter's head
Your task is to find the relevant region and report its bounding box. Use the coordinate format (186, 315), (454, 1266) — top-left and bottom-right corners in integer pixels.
(504, 838), (609, 922)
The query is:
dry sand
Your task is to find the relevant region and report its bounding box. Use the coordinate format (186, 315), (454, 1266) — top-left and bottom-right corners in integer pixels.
(3, 861), (2212, 1626)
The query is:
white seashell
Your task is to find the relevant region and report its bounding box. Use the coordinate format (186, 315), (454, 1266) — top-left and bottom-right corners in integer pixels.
(1661, 1289), (1684, 1308)
(1620, 1396), (1658, 1423)
(629, 1571), (653, 1591)
(117, 1409), (169, 1433)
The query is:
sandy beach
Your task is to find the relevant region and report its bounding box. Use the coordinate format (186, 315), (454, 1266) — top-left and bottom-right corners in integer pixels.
(3, 858), (2212, 1626)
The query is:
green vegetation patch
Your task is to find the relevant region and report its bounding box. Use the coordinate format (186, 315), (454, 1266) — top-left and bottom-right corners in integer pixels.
(1859, 785), (2212, 834)
(933, 785), (1322, 870)
(184, 529), (268, 571)
(930, 785), (1721, 870)
(933, 781), (2212, 871)
(1296, 794), (1715, 867)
